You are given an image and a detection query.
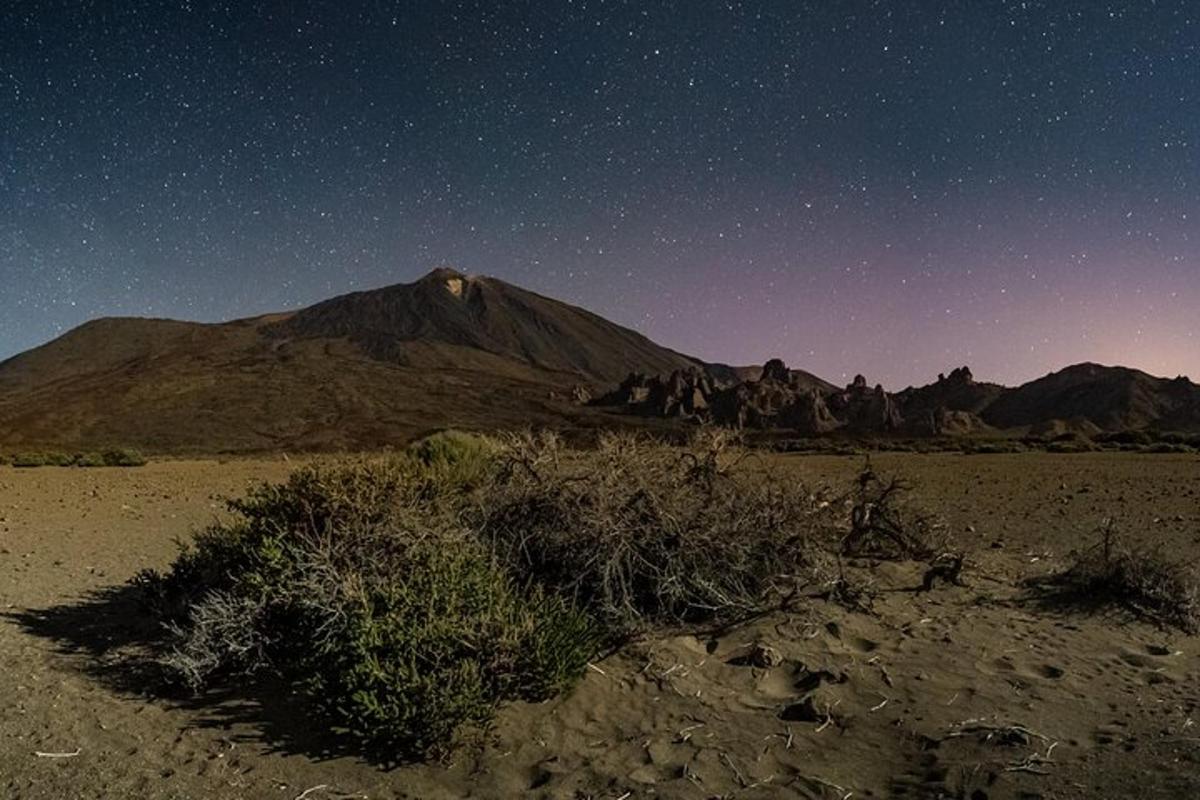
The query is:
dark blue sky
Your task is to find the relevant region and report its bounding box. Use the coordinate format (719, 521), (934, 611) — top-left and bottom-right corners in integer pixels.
(2, 1), (1197, 385)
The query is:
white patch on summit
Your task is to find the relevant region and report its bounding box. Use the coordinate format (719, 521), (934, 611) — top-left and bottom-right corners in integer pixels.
(445, 277), (464, 297)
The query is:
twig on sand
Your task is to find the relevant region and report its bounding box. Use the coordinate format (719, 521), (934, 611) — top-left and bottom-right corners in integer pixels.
(676, 722), (705, 743)
(34, 748), (81, 758)
(795, 774), (853, 799)
(944, 719), (1051, 744)
(720, 751), (748, 788)
(1004, 747), (1057, 775)
(293, 786), (329, 800)
(944, 720), (1059, 777)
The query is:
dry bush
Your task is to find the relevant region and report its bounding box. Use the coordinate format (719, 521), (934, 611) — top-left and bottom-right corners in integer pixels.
(156, 591), (273, 689)
(132, 430), (946, 761)
(841, 464), (949, 560)
(479, 429), (840, 631)
(1037, 520), (1200, 633)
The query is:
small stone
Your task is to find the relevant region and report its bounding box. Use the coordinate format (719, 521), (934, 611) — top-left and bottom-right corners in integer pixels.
(748, 643), (783, 668)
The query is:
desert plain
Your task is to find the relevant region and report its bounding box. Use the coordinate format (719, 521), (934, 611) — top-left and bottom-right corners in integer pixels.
(0, 451), (1197, 800)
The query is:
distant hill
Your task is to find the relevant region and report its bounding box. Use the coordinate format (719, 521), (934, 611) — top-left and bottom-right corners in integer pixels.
(980, 363), (1200, 432)
(0, 270), (708, 453)
(893, 367), (1006, 418)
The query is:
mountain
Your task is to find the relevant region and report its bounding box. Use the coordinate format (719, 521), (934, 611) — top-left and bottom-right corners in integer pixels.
(0, 269), (706, 453)
(5, 269), (1199, 454)
(980, 363), (1200, 432)
(264, 268), (700, 384)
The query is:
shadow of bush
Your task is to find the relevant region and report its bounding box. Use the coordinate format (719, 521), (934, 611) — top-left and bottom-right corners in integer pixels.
(4, 584), (381, 765)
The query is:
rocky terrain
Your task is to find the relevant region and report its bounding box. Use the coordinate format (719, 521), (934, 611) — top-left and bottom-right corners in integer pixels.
(598, 359), (1200, 438)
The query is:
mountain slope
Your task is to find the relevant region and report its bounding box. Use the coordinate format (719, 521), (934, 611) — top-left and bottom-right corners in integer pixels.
(981, 363), (1200, 432)
(0, 270), (705, 453)
(265, 268), (700, 385)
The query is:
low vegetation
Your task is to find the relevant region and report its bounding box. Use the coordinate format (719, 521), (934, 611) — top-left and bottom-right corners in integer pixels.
(133, 430), (949, 761)
(841, 465), (948, 560)
(4, 448), (147, 468)
(1036, 520), (1200, 633)
(481, 429), (840, 631)
(139, 435), (597, 760)
(769, 430), (1200, 455)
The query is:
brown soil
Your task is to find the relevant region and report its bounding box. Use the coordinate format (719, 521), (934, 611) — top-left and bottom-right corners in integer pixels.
(2, 453), (1199, 799)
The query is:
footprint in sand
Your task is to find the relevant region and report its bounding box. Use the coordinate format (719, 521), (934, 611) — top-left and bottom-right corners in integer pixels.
(1118, 650), (1159, 668)
(990, 655), (1017, 673)
(1116, 646), (1181, 685)
(848, 635), (880, 654)
(1036, 664), (1066, 679)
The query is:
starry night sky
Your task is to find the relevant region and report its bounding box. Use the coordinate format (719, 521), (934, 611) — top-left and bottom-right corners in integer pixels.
(2, 1), (1197, 386)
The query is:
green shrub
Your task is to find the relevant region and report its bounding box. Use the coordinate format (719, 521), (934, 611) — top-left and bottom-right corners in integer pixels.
(403, 430), (498, 491)
(101, 448), (147, 467)
(1046, 440), (1095, 454)
(299, 545), (594, 755)
(140, 456), (597, 761)
(1097, 430), (1153, 446)
(1147, 442), (1194, 454)
(9, 452), (72, 467)
(7, 449), (148, 468)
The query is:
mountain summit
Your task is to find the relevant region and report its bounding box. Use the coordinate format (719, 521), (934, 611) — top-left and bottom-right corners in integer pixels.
(0, 270), (705, 452)
(264, 268), (699, 384)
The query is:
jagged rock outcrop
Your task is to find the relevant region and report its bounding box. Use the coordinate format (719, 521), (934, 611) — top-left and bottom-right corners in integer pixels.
(600, 359), (853, 434)
(827, 375), (903, 432)
(893, 365), (1004, 419)
(761, 358), (791, 383)
(909, 407), (989, 436)
(595, 368), (715, 419)
(596, 357), (1200, 437)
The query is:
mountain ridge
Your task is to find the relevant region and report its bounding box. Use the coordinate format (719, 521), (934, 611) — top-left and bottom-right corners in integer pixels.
(2, 270), (1199, 453)
(595, 358), (1200, 437)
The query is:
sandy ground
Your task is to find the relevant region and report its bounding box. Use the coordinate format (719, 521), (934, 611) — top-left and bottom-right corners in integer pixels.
(1, 453), (1199, 799)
